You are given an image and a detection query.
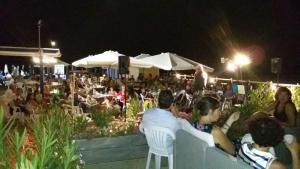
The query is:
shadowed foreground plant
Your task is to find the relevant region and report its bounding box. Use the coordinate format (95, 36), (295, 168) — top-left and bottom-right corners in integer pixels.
(1, 106), (81, 169)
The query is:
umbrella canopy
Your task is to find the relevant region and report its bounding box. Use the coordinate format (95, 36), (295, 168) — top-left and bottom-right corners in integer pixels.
(72, 51), (123, 68)
(136, 52), (214, 72)
(72, 50), (152, 68)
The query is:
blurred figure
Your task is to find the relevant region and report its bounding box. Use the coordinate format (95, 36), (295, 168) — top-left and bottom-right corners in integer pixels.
(192, 65), (207, 95)
(239, 117), (299, 169)
(267, 87), (297, 127)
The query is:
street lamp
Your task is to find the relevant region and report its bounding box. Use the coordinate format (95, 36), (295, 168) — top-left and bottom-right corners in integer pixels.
(50, 40), (56, 47)
(233, 52), (251, 80)
(37, 19), (44, 97)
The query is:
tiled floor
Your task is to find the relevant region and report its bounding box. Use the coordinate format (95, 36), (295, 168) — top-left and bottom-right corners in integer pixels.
(86, 158), (168, 169)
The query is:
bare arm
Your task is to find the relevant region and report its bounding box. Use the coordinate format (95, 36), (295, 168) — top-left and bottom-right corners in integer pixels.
(212, 127), (235, 155)
(283, 103), (297, 127)
(286, 139), (300, 169)
(269, 160), (287, 169)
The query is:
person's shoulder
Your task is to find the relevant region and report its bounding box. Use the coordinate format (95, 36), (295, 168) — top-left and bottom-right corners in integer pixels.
(285, 102), (296, 109)
(269, 160), (287, 169)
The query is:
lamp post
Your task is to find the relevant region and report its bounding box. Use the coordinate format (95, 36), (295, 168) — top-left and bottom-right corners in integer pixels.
(38, 20), (44, 97)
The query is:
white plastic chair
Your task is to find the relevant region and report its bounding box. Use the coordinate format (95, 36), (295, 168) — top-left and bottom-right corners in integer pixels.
(143, 126), (175, 169)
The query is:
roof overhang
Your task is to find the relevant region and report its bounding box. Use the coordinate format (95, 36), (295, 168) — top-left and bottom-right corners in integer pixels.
(0, 46), (61, 58)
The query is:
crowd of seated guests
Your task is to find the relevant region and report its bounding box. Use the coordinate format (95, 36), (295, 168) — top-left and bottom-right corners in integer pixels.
(141, 87), (300, 169)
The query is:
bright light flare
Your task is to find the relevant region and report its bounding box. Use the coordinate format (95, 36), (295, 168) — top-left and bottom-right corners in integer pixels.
(226, 62), (237, 72)
(50, 40), (56, 47)
(209, 77), (216, 84)
(233, 53), (251, 66)
(176, 73), (181, 79)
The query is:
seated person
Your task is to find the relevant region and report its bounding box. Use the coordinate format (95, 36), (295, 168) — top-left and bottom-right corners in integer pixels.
(239, 117), (300, 169)
(25, 93), (39, 114)
(266, 87), (297, 127)
(142, 89), (181, 134)
(0, 89), (16, 119)
(193, 97), (240, 155)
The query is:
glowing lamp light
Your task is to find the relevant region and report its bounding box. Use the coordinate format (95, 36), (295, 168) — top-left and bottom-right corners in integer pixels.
(233, 53), (251, 66)
(226, 62), (237, 72)
(209, 77), (216, 84)
(50, 40), (56, 47)
(176, 73), (181, 79)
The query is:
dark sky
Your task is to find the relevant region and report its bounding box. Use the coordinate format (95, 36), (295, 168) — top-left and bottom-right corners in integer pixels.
(0, 0), (299, 82)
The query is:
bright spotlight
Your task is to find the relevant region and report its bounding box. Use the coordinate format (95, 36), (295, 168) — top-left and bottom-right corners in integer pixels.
(50, 40), (56, 47)
(226, 62), (237, 72)
(233, 53), (251, 66)
(176, 73), (181, 79)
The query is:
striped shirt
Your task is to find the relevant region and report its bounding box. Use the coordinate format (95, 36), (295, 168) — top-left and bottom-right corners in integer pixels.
(238, 143), (275, 169)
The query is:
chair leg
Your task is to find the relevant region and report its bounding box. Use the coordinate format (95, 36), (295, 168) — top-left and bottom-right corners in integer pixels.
(168, 154), (173, 169)
(155, 155), (161, 169)
(145, 151), (151, 169)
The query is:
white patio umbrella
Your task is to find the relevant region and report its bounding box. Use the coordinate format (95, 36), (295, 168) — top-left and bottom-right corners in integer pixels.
(72, 51), (123, 68)
(72, 50), (152, 68)
(136, 52), (214, 72)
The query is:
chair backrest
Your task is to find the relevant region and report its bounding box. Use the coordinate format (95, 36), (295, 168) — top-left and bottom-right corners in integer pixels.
(177, 118), (215, 147)
(143, 126), (175, 156)
(174, 130), (209, 169)
(206, 147), (252, 169)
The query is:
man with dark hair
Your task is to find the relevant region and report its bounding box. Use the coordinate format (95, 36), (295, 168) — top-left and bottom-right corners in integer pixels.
(239, 117), (300, 169)
(142, 89), (181, 134)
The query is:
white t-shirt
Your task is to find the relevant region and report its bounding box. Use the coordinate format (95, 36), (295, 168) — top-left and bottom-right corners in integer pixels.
(142, 108), (181, 134)
(142, 108), (181, 152)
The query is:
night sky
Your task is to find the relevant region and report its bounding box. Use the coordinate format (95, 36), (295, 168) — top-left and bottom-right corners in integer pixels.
(0, 0), (299, 83)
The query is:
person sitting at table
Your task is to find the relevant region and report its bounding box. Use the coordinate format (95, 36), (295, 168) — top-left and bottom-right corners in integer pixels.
(116, 85), (126, 113)
(0, 89), (16, 119)
(25, 93), (39, 115)
(266, 87), (297, 127)
(193, 97), (240, 155)
(238, 117), (300, 169)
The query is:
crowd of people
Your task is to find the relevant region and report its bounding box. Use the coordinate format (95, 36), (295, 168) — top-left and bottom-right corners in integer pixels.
(141, 87), (299, 169)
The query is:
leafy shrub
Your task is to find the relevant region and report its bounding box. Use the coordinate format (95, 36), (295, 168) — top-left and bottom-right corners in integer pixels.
(247, 83), (274, 112)
(291, 86), (300, 111)
(0, 106), (81, 169)
(74, 115), (88, 133)
(91, 108), (113, 128)
(126, 99), (141, 120)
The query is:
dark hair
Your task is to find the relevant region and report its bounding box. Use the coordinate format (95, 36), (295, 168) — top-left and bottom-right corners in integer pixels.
(275, 87), (292, 101)
(196, 97), (220, 116)
(248, 117), (284, 147)
(158, 90), (174, 109)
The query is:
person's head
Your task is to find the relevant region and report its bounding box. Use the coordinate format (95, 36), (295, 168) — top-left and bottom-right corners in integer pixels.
(195, 64), (204, 73)
(248, 117), (284, 147)
(26, 93), (34, 102)
(275, 87), (292, 103)
(244, 111), (270, 132)
(196, 97), (221, 122)
(16, 88), (23, 95)
(158, 90), (174, 109)
(226, 84), (231, 91)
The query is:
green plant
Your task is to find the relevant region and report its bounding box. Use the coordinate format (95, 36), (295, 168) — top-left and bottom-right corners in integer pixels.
(247, 83), (275, 112)
(126, 99), (141, 120)
(74, 115), (88, 133)
(291, 86), (300, 111)
(0, 108), (15, 168)
(91, 108), (113, 128)
(0, 106), (81, 169)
